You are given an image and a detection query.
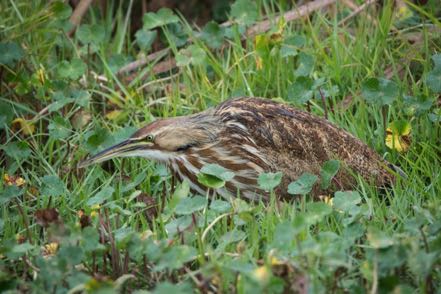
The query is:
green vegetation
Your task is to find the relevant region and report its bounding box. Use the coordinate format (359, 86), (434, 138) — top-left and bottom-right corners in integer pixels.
(1, 0), (440, 292)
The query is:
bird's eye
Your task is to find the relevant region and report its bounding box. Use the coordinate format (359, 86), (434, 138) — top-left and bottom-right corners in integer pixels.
(146, 134), (154, 142)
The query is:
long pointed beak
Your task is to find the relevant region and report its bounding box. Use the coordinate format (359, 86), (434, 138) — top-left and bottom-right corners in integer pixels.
(78, 139), (148, 168)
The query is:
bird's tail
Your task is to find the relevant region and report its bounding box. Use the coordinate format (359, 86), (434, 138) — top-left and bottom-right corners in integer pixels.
(388, 163), (408, 179)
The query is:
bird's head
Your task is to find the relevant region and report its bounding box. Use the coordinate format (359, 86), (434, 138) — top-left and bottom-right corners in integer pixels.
(78, 113), (220, 168)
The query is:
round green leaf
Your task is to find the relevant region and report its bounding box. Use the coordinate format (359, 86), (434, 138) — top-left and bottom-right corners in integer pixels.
(287, 173), (318, 195)
(201, 21), (225, 49)
(165, 23), (188, 47)
(135, 29), (157, 51)
(173, 180), (190, 199)
(320, 160), (340, 189)
(230, 0), (259, 25)
(200, 164), (235, 181)
(57, 59), (86, 80)
(306, 202), (332, 223)
(288, 76), (314, 104)
(367, 227), (394, 249)
(0, 101), (14, 129)
(280, 35), (305, 58)
(426, 54), (441, 93)
(197, 173), (225, 189)
(175, 195), (207, 215)
(295, 53), (315, 76)
(257, 172), (282, 191)
(150, 281), (193, 294)
(333, 191), (361, 213)
(0, 42), (24, 66)
(0, 185), (24, 205)
(48, 115), (71, 140)
(87, 186), (115, 205)
(361, 78), (399, 106)
(210, 199), (232, 213)
(2, 141), (31, 160)
(76, 24), (106, 45)
(154, 245), (197, 271)
(143, 8), (179, 30)
(176, 45), (206, 67)
(51, 1), (72, 19)
(41, 175), (65, 197)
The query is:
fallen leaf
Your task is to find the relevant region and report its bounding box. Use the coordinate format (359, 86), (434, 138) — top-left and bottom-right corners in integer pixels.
(11, 118), (35, 135)
(71, 109), (92, 130)
(34, 208), (60, 228)
(136, 193), (158, 220)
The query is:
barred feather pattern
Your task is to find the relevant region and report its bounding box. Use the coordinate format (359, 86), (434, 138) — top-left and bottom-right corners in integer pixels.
(167, 102), (287, 201)
(164, 97), (395, 201)
(170, 132), (271, 201)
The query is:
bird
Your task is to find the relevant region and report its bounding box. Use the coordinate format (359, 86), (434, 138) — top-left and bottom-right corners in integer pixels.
(79, 97), (397, 201)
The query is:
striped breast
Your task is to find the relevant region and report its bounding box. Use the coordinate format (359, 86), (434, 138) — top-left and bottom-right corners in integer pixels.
(169, 140), (271, 201)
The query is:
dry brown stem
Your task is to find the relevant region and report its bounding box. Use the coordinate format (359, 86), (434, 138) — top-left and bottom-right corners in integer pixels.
(338, 0), (377, 26)
(68, 0), (94, 36)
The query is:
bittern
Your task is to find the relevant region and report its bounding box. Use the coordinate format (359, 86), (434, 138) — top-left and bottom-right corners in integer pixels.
(79, 97), (397, 201)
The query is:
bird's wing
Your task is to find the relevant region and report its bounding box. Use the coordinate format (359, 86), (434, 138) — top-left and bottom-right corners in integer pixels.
(215, 97), (394, 188)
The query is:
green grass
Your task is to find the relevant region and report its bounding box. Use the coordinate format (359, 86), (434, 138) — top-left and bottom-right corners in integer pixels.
(1, 0), (440, 293)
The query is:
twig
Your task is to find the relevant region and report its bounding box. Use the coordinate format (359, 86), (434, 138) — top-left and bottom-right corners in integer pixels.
(125, 58), (177, 83)
(338, 0), (377, 26)
(68, 0), (94, 36)
(116, 48), (170, 75)
(103, 208), (121, 278)
(23, 255), (40, 272)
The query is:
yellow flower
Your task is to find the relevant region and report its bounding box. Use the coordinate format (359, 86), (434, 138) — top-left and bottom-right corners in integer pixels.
(42, 242), (59, 258)
(90, 204), (101, 218)
(3, 174), (26, 186)
(324, 196), (333, 206)
(91, 204), (101, 210)
(270, 255), (283, 266)
(318, 195), (333, 206)
(385, 121), (411, 153)
(3, 174), (11, 185)
(15, 177), (25, 186)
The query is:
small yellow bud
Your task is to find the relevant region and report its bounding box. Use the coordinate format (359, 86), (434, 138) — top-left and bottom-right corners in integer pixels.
(91, 204), (101, 210)
(42, 242), (59, 258)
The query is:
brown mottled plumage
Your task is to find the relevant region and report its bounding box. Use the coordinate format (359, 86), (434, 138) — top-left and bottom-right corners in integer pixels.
(79, 97), (395, 201)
